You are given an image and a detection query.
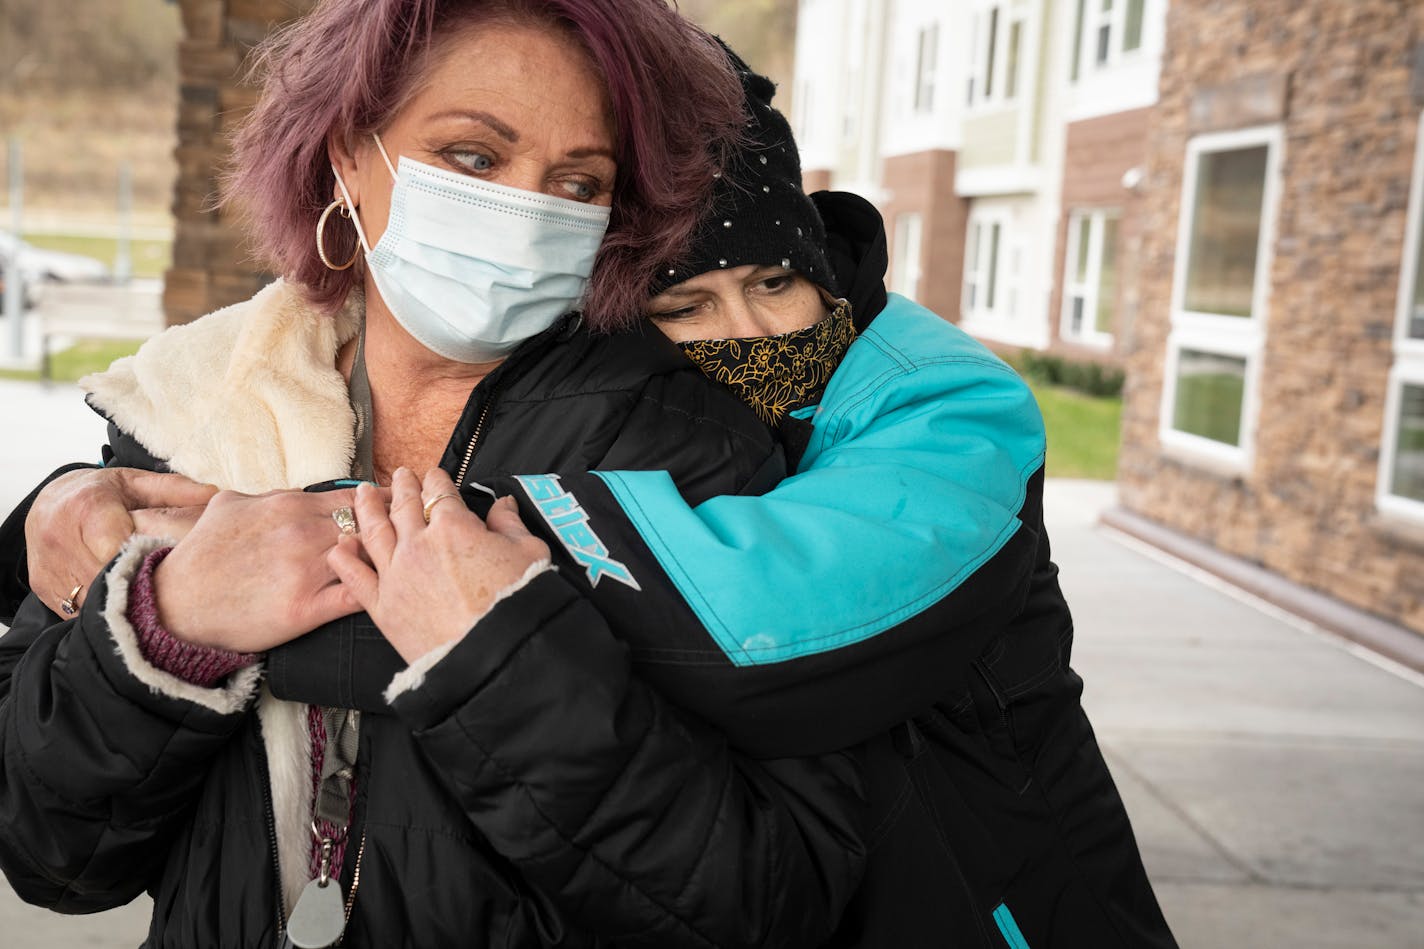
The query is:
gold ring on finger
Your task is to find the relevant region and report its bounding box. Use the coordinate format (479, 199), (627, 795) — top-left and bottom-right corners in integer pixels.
(332, 506), (358, 536)
(60, 584), (83, 616)
(422, 492), (462, 524)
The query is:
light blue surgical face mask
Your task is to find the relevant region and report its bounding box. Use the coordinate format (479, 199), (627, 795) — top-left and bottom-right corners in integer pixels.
(333, 135), (611, 364)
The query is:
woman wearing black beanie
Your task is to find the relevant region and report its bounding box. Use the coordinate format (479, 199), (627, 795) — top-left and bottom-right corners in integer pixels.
(617, 49), (1180, 946)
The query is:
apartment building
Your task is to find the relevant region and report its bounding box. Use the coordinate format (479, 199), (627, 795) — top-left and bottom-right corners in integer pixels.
(792, 0), (1168, 358)
(794, 0), (1424, 640)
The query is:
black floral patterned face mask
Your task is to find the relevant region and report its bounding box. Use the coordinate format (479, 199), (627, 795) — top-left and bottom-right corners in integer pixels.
(675, 299), (857, 426)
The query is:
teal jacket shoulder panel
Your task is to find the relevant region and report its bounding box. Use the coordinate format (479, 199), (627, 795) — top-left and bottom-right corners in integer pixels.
(594, 294), (1046, 666)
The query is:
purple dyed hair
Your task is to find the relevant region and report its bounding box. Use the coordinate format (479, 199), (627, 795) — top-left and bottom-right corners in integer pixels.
(223, 0), (743, 331)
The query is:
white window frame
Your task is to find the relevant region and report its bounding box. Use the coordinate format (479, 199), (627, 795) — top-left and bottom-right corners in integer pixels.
(1071, 0), (1152, 82)
(892, 213), (924, 302)
(967, 1), (1027, 112)
(1159, 125), (1284, 470)
(1377, 110), (1424, 524)
(962, 205), (1014, 325)
(1060, 208), (1120, 348)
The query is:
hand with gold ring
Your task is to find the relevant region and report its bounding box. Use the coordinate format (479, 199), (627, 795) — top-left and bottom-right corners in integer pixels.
(59, 583), (85, 616)
(422, 493), (462, 524)
(150, 488), (372, 653)
(332, 506), (359, 536)
(328, 467), (550, 663)
(24, 467), (220, 616)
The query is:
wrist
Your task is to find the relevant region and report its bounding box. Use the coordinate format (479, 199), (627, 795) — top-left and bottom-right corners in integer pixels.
(152, 549), (226, 650)
(132, 547), (258, 686)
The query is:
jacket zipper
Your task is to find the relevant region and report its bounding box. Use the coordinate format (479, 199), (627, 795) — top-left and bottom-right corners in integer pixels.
(453, 397), (493, 487)
(335, 830), (368, 945)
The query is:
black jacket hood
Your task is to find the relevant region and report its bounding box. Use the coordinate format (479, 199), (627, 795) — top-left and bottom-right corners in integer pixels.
(812, 190), (889, 331)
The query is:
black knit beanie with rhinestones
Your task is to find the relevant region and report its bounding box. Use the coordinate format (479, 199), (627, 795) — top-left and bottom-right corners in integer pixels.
(650, 43), (836, 299)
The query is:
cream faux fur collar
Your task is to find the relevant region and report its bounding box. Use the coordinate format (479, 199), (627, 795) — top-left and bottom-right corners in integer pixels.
(82, 278), (364, 912)
(81, 278), (364, 494)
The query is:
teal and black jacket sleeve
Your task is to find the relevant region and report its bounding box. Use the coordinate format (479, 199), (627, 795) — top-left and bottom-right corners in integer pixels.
(486, 295), (1049, 758)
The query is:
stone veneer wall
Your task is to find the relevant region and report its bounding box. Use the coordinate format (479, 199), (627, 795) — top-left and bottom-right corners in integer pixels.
(1119, 0), (1424, 633)
(165, 0), (317, 326)
(1050, 107), (1152, 364)
(881, 149), (966, 324)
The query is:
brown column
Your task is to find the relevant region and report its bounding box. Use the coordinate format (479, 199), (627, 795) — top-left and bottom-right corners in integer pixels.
(881, 149), (966, 323)
(165, 0), (317, 326)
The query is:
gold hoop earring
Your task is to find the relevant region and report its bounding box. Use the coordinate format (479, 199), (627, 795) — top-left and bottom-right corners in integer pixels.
(316, 197), (361, 271)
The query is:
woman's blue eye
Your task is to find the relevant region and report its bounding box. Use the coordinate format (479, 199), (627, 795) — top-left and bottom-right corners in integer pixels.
(452, 151), (494, 172)
(562, 179), (597, 201)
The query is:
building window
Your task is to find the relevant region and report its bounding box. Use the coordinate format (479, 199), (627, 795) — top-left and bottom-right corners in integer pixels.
(1072, 0), (1152, 80)
(1182, 145), (1270, 318)
(793, 79), (812, 145)
(913, 23), (938, 114)
(963, 207), (1015, 324)
(968, 2), (1026, 109)
(842, 68), (859, 141)
(984, 8), (999, 99)
(1124, 0), (1146, 51)
(1061, 209), (1119, 346)
(1171, 349), (1246, 446)
(1070, 0), (1086, 81)
(1379, 111), (1424, 522)
(1160, 126), (1282, 466)
(1095, 0), (1113, 65)
(1005, 21), (1023, 100)
(1385, 383), (1424, 506)
(967, 11), (980, 105)
(892, 213), (923, 302)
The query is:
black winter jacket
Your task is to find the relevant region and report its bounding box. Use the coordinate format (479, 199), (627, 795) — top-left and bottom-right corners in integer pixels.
(260, 194), (1178, 949)
(0, 283), (868, 948)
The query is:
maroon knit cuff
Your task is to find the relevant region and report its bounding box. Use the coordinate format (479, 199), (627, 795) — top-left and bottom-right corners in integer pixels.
(127, 546), (259, 687)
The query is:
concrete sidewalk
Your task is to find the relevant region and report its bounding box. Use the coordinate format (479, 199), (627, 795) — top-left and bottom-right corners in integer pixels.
(2, 378), (1422, 948)
(1055, 479), (1424, 948)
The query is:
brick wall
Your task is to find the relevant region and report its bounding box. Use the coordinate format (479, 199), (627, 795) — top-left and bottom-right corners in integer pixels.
(1119, 0), (1424, 632)
(165, 0), (317, 326)
(802, 169), (833, 194)
(881, 149), (966, 323)
(1049, 107), (1151, 362)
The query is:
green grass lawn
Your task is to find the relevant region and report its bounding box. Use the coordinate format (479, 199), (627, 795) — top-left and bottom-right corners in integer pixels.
(0, 338), (143, 384)
(1027, 381), (1123, 481)
(22, 233), (172, 281)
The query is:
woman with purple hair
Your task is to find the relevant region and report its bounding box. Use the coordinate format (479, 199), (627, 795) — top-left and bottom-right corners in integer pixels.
(0, 2), (870, 946)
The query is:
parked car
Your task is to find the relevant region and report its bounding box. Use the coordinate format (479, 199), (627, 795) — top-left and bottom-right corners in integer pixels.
(0, 229), (109, 284)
